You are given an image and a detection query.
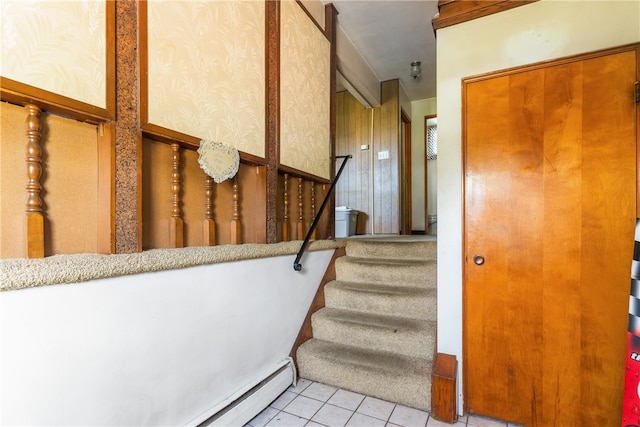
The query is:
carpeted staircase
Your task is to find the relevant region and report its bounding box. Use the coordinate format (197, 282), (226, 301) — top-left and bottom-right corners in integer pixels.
(296, 237), (437, 411)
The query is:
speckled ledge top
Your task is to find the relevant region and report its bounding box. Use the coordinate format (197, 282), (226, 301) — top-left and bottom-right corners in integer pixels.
(0, 240), (345, 292)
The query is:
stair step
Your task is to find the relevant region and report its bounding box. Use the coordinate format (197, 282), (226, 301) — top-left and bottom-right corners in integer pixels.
(325, 280), (437, 321)
(336, 256), (437, 287)
(297, 339), (432, 411)
(346, 238), (437, 260)
(312, 307), (436, 359)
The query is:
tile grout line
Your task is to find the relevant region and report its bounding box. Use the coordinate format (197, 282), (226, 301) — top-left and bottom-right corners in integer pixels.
(301, 385), (339, 426)
(250, 379), (510, 427)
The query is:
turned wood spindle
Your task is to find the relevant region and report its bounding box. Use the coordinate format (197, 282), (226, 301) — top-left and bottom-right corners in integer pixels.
(297, 177), (304, 240)
(25, 104), (44, 258)
(310, 182), (317, 240)
(230, 176), (242, 244)
(203, 175), (216, 246)
(170, 143), (184, 248)
(283, 173), (290, 242)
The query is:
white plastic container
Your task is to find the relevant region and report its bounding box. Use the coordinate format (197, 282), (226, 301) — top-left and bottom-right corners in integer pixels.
(335, 206), (358, 238)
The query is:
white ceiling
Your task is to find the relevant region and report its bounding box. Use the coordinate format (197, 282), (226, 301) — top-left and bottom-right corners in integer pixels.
(327, 0), (439, 101)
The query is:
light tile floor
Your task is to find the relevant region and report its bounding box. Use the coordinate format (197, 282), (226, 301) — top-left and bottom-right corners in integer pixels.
(246, 379), (522, 427)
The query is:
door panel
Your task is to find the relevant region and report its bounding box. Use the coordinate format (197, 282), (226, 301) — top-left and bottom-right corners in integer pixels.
(464, 48), (637, 426)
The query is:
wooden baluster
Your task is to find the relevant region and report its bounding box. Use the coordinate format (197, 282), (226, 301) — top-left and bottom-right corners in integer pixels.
(230, 176), (241, 244)
(310, 182), (317, 240)
(283, 173), (290, 242)
(203, 175), (216, 246)
(25, 104), (44, 258)
(297, 177), (304, 240)
(170, 143), (183, 248)
(323, 184), (329, 239)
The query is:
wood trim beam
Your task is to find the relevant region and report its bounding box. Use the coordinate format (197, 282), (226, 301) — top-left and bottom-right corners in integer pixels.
(1, 78), (112, 124)
(105, 0), (116, 117)
(141, 124), (267, 166)
(432, 0), (538, 31)
(115, 0), (142, 253)
(265, 0), (281, 243)
(278, 164), (331, 184)
(326, 3), (338, 238)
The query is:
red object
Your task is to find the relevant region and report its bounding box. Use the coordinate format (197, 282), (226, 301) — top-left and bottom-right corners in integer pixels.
(623, 334), (640, 427)
(622, 219), (640, 427)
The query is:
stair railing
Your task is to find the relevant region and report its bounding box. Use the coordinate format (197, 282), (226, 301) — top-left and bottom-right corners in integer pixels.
(293, 154), (351, 271)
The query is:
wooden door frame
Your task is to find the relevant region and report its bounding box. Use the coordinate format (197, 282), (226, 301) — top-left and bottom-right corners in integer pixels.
(424, 114), (436, 235)
(402, 109), (412, 235)
(461, 42), (640, 416)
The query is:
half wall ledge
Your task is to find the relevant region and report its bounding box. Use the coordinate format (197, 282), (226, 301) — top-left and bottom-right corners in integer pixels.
(0, 240), (345, 292)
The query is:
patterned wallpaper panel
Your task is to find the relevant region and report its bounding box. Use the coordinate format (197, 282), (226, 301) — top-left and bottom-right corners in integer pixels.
(147, 1), (266, 158)
(280, 0), (331, 180)
(0, 0), (107, 109)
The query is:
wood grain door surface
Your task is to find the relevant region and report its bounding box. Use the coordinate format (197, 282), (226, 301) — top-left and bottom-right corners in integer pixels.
(464, 46), (638, 426)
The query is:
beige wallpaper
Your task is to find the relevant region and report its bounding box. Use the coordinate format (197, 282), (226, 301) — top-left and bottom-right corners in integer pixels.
(147, 1), (266, 158)
(0, 0), (107, 109)
(280, 0), (331, 180)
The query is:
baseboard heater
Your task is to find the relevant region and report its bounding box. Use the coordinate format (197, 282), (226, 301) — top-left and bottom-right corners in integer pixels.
(189, 358), (296, 427)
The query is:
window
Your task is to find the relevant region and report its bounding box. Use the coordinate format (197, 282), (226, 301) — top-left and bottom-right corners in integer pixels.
(426, 117), (437, 160)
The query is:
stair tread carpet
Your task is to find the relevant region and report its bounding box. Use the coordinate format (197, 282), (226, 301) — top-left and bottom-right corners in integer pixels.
(325, 280), (437, 321)
(297, 338), (432, 411)
(335, 256), (436, 287)
(311, 307), (436, 359)
(297, 238), (437, 412)
(346, 239), (437, 260)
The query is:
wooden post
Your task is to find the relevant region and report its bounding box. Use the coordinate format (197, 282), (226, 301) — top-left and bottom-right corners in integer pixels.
(230, 176), (241, 244)
(203, 175), (216, 246)
(254, 166), (267, 243)
(265, 0), (280, 243)
(169, 143), (183, 248)
(283, 173), (290, 242)
(310, 182), (317, 240)
(97, 122), (116, 254)
(297, 177), (304, 240)
(25, 104), (44, 258)
(431, 353), (458, 423)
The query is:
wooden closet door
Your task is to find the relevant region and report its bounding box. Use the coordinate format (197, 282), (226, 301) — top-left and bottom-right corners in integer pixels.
(464, 47), (638, 426)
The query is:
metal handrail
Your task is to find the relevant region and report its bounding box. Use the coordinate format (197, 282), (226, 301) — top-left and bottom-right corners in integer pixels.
(293, 155), (351, 271)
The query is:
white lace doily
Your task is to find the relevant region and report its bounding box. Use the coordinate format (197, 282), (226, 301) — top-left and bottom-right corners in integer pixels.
(197, 140), (240, 183)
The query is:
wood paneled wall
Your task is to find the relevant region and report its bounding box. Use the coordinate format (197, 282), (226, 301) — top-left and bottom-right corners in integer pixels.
(373, 80), (400, 234)
(142, 138), (272, 248)
(335, 80), (401, 235)
(276, 173), (331, 241)
(335, 91), (372, 233)
(1, 1), (337, 257)
(0, 103), (99, 258)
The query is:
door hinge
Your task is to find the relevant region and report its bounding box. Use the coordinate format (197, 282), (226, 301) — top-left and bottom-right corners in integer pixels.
(636, 81), (640, 103)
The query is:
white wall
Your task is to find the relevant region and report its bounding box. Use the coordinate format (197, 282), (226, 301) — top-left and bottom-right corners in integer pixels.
(335, 25), (382, 107)
(0, 250), (334, 426)
(410, 97), (436, 231)
(436, 0), (640, 414)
